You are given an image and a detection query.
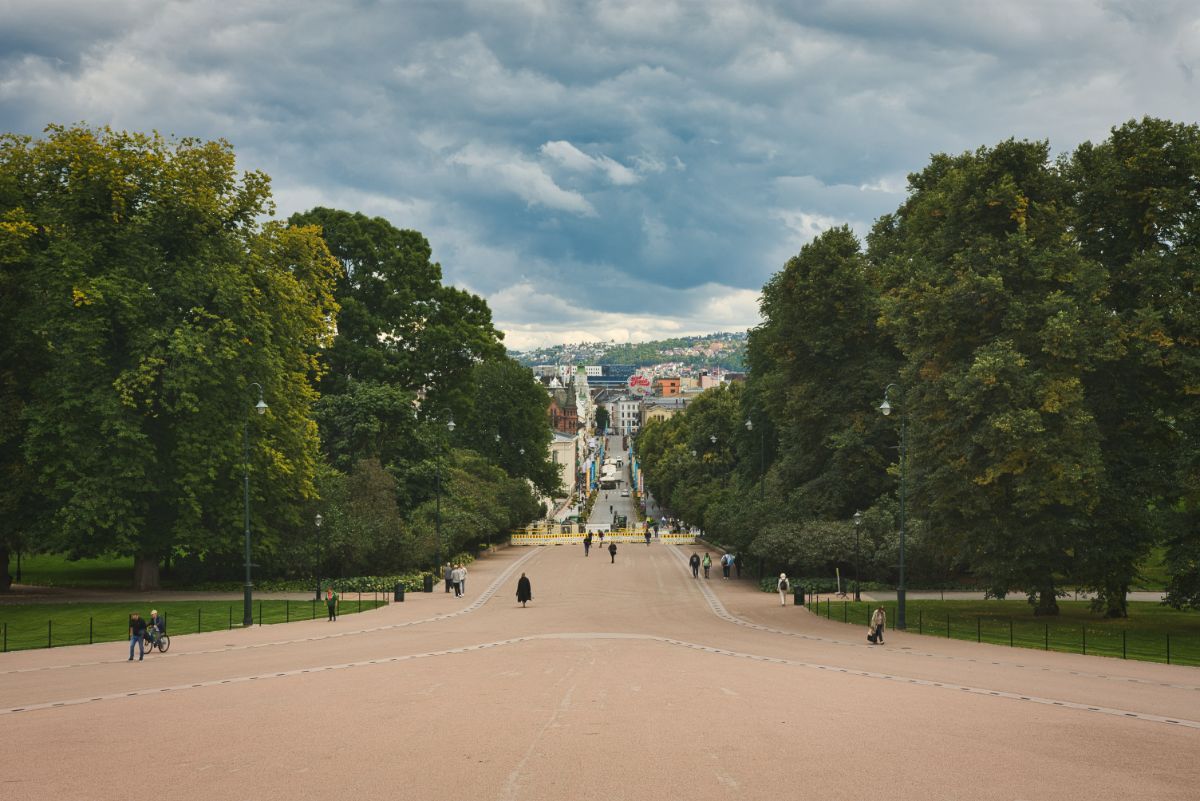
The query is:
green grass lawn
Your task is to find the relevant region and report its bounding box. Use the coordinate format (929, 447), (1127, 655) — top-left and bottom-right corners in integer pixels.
(0, 598), (387, 653)
(11, 553), (137, 589)
(806, 598), (1200, 666)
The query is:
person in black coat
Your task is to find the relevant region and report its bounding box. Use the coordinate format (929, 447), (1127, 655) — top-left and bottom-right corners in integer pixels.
(689, 552), (701, 578)
(608, 542), (618, 563)
(516, 573), (533, 607)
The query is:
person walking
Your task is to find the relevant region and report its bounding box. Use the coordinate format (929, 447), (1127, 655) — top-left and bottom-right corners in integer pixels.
(645, 529), (651, 546)
(720, 553), (732, 579)
(443, 562), (453, 593)
(869, 606), (887, 644)
(451, 564), (465, 597)
(516, 573), (533, 607)
(460, 563), (469, 595)
(583, 534), (592, 557)
(689, 552), (701, 578)
(326, 587), (339, 621)
(702, 552), (712, 579)
(128, 612), (146, 661)
(608, 542), (618, 563)
(777, 573), (790, 606)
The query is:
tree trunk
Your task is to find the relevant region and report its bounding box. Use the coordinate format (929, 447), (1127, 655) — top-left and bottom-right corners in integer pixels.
(133, 555), (160, 591)
(1033, 582), (1060, 616)
(1103, 582), (1128, 618)
(0, 544), (11, 591)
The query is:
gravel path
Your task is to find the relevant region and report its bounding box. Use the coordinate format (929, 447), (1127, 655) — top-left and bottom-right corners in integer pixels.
(2, 542), (1197, 800)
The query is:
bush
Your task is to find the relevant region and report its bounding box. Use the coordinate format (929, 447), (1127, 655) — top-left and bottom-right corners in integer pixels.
(758, 576), (892, 594)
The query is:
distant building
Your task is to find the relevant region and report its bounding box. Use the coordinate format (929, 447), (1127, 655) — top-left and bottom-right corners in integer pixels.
(585, 364), (637, 390)
(614, 396), (642, 436)
(654, 376), (681, 397)
(642, 396), (690, 427)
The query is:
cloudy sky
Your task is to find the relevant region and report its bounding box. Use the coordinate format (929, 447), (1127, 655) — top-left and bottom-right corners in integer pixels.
(2, 1), (1198, 349)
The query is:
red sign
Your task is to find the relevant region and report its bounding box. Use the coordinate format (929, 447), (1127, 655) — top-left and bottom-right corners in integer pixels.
(628, 375), (651, 395)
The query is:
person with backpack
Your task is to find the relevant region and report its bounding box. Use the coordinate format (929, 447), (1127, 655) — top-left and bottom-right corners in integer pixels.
(689, 552), (701, 578)
(869, 607), (887, 644)
(702, 553), (712, 579)
(777, 573), (790, 606)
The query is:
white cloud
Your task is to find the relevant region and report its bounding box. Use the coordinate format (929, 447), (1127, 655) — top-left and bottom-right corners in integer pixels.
(449, 143), (597, 216)
(540, 140), (641, 185)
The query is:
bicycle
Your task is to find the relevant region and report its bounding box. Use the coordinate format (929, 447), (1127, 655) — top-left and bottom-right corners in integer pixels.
(143, 627), (170, 654)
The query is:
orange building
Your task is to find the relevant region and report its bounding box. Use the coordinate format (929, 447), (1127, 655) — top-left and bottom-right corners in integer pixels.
(655, 377), (681, 397)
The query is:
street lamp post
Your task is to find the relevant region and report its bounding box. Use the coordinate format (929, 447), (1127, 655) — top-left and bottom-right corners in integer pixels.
(435, 416), (456, 576)
(243, 383), (268, 627)
(878, 384), (907, 629)
(745, 418), (764, 500)
(314, 513), (323, 600)
(853, 510), (862, 602)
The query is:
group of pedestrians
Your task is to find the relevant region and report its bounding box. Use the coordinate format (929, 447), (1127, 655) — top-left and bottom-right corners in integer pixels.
(443, 562), (469, 597)
(688, 551), (740, 579)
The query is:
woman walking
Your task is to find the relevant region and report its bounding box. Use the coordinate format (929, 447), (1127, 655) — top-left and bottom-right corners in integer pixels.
(777, 573), (790, 606)
(702, 553), (712, 579)
(608, 541), (618, 563)
(516, 573), (533, 607)
(869, 606), (887, 644)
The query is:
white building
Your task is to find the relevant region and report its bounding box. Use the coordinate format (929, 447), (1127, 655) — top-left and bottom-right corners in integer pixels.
(615, 396), (642, 436)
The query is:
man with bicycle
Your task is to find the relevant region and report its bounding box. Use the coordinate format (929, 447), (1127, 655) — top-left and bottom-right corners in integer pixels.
(145, 609), (166, 648)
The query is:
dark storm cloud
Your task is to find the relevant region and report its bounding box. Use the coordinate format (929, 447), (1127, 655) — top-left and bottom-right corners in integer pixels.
(1, 0), (1197, 347)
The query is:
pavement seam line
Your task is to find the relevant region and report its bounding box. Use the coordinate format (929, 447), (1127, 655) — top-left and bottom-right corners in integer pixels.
(4, 631), (1195, 729)
(668, 545), (1200, 692)
(0, 547), (543, 676)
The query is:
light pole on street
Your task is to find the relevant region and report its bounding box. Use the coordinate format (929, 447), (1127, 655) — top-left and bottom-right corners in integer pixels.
(878, 384), (907, 630)
(314, 512), (323, 600)
(435, 416), (456, 574)
(745, 418), (764, 500)
(852, 510), (862, 602)
(243, 383), (268, 627)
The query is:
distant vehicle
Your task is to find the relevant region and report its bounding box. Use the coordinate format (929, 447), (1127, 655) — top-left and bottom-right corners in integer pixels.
(620, 489), (630, 497)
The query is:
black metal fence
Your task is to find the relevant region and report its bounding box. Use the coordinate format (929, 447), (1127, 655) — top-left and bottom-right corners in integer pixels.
(1, 595), (388, 653)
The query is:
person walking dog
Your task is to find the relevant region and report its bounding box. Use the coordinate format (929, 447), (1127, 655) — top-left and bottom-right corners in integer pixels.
(516, 573), (533, 607)
(608, 541), (618, 563)
(869, 606), (887, 644)
(777, 573), (790, 606)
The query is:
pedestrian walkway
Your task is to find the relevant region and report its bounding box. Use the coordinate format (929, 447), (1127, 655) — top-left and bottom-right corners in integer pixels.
(3, 543), (1197, 801)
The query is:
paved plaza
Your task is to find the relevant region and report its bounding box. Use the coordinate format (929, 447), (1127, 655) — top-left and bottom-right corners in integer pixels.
(2, 543), (1198, 800)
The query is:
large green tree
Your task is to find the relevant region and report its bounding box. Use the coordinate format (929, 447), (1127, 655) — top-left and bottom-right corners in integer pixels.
(871, 139), (1113, 614)
(1069, 117), (1200, 612)
(0, 125), (339, 589)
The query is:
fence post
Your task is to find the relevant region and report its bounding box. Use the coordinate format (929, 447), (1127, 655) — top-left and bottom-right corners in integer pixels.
(2, 622), (5, 652)
(946, 613), (950, 639)
(258, 601), (262, 626)
(1082, 625), (1087, 656)
(48, 619), (52, 649)
(229, 606), (232, 630)
(312, 599), (315, 620)
(1122, 630), (1126, 660)
(976, 617), (980, 643)
(198, 607), (201, 634)
(90, 617), (94, 645)
(1044, 623), (1049, 651)
(358, 594), (361, 614)
(286, 600), (290, 623)
(1167, 634), (1171, 665)
(1009, 619), (1013, 648)
(919, 609), (923, 634)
